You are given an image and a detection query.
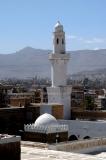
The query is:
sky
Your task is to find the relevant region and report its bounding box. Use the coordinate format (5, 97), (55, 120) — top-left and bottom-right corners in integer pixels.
(0, 0), (106, 53)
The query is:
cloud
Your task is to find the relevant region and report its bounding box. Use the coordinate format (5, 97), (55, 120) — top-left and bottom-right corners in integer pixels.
(66, 35), (84, 41)
(66, 35), (77, 40)
(66, 34), (106, 48)
(93, 47), (100, 50)
(84, 38), (105, 44)
(93, 38), (104, 43)
(78, 37), (83, 41)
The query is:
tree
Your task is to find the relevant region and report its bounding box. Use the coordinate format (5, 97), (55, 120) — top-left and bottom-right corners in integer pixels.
(85, 95), (95, 110)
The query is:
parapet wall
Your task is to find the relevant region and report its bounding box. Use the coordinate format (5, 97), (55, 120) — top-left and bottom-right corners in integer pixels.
(0, 135), (20, 144)
(58, 120), (106, 139)
(24, 124), (68, 133)
(48, 138), (106, 154)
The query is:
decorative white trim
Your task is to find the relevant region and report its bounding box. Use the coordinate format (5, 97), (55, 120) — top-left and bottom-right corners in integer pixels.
(24, 124), (68, 134)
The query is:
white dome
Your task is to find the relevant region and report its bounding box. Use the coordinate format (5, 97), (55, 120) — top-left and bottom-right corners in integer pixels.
(54, 21), (63, 32)
(34, 113), (58, 127)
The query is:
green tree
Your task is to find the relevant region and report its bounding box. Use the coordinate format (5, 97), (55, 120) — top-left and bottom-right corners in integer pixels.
(85, 96), (95, 110)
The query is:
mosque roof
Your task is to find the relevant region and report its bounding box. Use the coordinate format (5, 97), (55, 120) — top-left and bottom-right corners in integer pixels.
(34, 113), (58, 127)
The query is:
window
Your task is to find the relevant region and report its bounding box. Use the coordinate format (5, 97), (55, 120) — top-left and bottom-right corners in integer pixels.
(62, 39), (64, 44)
(56, 38), (59, 44)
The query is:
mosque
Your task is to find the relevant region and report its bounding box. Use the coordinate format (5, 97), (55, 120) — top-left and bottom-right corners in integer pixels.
(23, 22), (106, 148)
(19, 22), (106, 160)
(24, 113), (68, 143)
(22, 21), (71, 143)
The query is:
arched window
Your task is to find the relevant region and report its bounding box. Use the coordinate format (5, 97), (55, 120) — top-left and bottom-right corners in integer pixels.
(62, 39), (64, 44)
(83, 136), (90, 139)
(68, 135), (78, 141)
(56, 38), (59, 44)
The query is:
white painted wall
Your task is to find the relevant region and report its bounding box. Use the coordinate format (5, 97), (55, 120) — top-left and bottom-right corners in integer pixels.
(49, 53), (70, 87)
(47, 86), (72, 119)
(51, 59), (67, 86)
(53, 21), (65, 54)
(58, 120), (106, 139)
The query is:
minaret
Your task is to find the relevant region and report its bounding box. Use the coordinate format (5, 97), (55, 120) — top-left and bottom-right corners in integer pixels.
(47, 21), (72, 119)
(51, 21), (70, 87)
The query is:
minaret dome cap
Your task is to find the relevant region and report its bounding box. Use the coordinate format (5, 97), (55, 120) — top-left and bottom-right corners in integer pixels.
(54, 21), (63, 32)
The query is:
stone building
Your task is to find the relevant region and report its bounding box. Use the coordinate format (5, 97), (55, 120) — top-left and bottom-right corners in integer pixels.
(0, 83), (8, 108)
(8, 92), (35, 107)
(95, 95), (106, 110)
(71, 85), (85, 111)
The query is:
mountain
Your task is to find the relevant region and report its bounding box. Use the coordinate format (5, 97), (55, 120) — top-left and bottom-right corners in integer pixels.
(71, 68), (106, 81)
(0, 47), (50, 79)
(0, 47), (106, 79)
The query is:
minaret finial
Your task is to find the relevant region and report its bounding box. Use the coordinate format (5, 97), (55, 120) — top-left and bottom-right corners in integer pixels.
(55, 21), (62, 28)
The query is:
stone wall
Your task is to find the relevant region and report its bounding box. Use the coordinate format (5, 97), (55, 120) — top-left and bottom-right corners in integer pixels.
(0, 107), (40, 134)
(48, 138), (106, 154)
(25, 106), (40, 124)
(0, 107), (25, 134)
(52, 104), (63, 119)
(30, 103), (63, 120)
(0, 136), (20, 160)
(10, 97), (31, 107)
(72, 110), (106, 120)
(22, 131), (68, 143)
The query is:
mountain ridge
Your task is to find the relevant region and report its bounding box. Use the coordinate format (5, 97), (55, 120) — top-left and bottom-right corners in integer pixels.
(0, 47), (106, 79)
(1, 47), (106, 55)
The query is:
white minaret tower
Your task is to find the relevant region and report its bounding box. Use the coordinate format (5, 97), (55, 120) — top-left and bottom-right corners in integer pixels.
(47, 21), (72, 119)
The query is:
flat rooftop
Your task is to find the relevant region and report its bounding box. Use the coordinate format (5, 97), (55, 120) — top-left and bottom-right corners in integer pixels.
(30, 103), (63, 106)
(21, 146), (106, 160)
(0, 134), (20, 144)
(21, 141), (106, 160)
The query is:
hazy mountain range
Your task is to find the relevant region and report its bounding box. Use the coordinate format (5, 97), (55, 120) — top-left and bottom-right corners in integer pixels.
(0, 47), (106, 79)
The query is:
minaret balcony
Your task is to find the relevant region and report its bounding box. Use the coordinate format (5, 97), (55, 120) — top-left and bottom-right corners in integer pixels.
(49, 53), (70, 60)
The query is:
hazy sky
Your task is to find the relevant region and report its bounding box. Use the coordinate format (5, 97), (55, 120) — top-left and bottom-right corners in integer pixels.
(0, 0), (106, 53)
